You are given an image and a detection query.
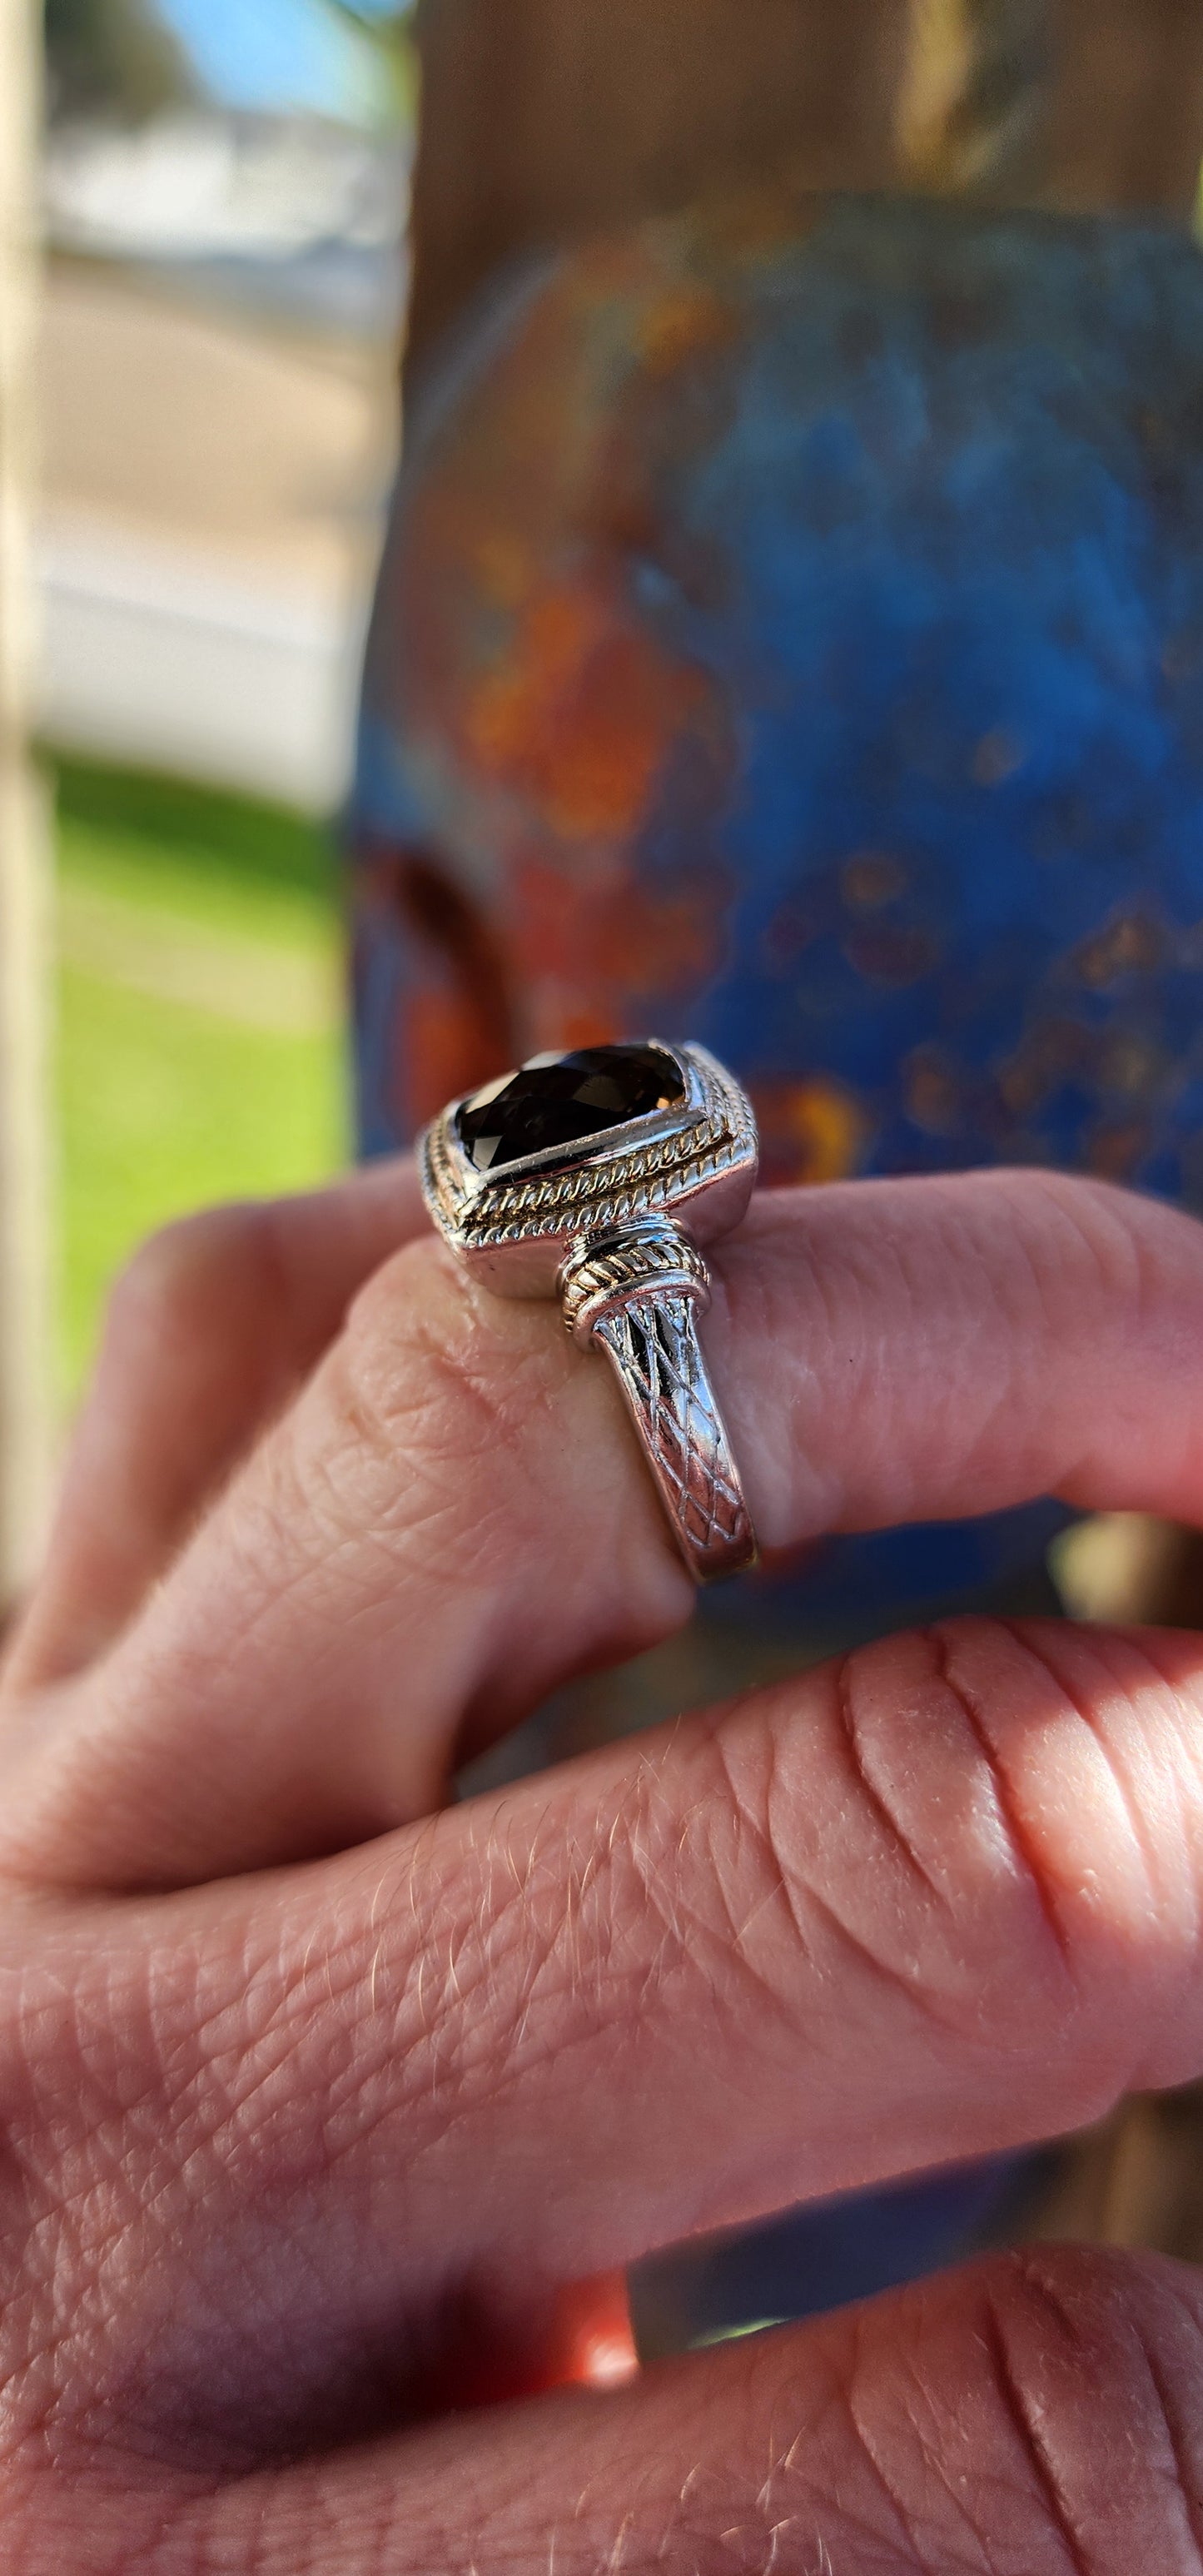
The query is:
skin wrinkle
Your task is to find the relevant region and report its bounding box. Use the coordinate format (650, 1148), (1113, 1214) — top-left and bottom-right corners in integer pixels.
(0, 2228), (75, 2460)
(1002, 1622), (1167, 1912)
(733, 1199), (967, 1542)
(658, 1707), (986, 2136)
(7, 2470), (207, 2576)
(132, 1209), (314, 1487)
(513, 1712), (980, 2234)
(1041, 1176), (1146, 1331)
(72, 1256), (658, 1876)
(1025, 1184), (1202, 1505)
(9, 1604), (1198, 2468)
(293, 1843), (496, 2124)
(891, 1197), (1045, 1519)
(844, 2318), (973, 2576)
(1126, 2334), (1203, 2574)
(441, 1818), (668, 2145)
(14, 1628), (1169, 2452)
(19, 1170), (1203, 2557)
(742, 1172), (1203, 1545)
(872, 1194), (1018, 1509)
(236, 1431), (471, 1711)
(342, 1808), (609, 2151)
(830, 1650), (954, 1912)
(982, 1173), (1067, 1332)
(924, 1628), (1076, 1972)
(748, 1669), (1041, 2061)
(6, 2255), (1203, 2574)
(326, 1344), (513, 1574)
(326, 1271), (682, 1743)
(4, 2201), (120, 2459)
(20, 1957), (391, 2442)
(1045, 1622), (1203, 1991)
(871, 2325), (1023, 2576)
(21, 2169), (192, 2453)
(1142, 2270), (1203, 2566)
(172, 1956), (359, 2181)
(345, 1241), (559, 1474)
(3, 1943), (184, 2278)
(899, 2400), (1011, 2576)
(1007, 2255), (1203, 2576)
(943, 1199), (1064, 1506)
(634, 1773), (777, 2045)
(717, 1707), (963, 2049)
(761, 1231), (865, 1517)
(977, 2274), (1100, 2576)
(747, 2345), (897, 2576)
(935, 1621), (1203, 2106)
(810, 1235), (897, 1508)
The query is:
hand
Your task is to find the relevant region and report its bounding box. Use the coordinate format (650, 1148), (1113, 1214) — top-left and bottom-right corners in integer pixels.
(3, 1163), (1203, 2571)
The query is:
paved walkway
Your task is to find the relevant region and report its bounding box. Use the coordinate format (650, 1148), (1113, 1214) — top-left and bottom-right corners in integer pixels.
(58, 879), (340, 1035)
(37, 261), (400, 807)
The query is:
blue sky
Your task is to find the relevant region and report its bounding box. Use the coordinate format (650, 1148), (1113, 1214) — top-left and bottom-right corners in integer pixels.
(154, 0), (405, 121)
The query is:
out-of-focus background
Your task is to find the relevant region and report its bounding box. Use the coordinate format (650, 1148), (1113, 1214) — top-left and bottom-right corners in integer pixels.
(12, 0), (415, 1450)
(7, 0), (1203, 2330)
(4, 0), (1203, 1548)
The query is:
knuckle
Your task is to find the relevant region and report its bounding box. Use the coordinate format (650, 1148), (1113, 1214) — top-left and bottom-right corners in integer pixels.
(898, 1617), (1190, 2066)
(947, 1615), (1203, 2069)
(0, 1915), (375, 2466)
(329, 1239), (577, 1567)
(342, 1281), (500, 1494)
(343, 1239), (548, 1444)
(707, 1635), (1079, 2054)
(103, 1224), (192, 1348)
(916, 1624), (1078, 1978)
(667, 1604), (1197, 2136)
(976, 2245), (1203, 2564)
(103, 1204), (259, 1354)
(1014, 1168), (1186, 1350)
(810, 2246), (1203, 2576)
(0, 1956), (155, 2458)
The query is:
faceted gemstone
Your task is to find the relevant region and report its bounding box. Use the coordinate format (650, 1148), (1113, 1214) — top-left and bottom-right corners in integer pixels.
(457, 1042), (684, 1173)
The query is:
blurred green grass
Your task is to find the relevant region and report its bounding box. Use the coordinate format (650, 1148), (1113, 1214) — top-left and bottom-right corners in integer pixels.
(53, 758), (349, 1400)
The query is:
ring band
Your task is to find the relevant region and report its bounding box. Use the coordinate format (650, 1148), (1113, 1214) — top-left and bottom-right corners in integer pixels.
(420, 1040), (759, 1584)
(559, 1221), (755, 1579)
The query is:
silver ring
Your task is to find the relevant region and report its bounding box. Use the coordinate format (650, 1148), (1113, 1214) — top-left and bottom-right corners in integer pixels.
(420, 1040), (759, 1583)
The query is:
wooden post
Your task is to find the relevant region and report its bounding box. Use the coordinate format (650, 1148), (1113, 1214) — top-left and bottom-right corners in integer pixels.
(1047, 0), (1203, 219)
(406, 0), (1203, 380)
(406, 0), (912, 370)
(0, 0), (53, 1608)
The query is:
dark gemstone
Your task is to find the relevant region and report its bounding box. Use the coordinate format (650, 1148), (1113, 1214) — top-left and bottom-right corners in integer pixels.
(457, 1043), (685, 1173)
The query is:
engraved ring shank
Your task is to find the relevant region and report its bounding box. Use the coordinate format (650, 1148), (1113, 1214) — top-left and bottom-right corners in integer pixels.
(420, 1041), (761, 1585)
(560, 1224), (758, 1583)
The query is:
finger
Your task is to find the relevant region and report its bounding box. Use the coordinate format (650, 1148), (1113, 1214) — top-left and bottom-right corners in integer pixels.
(13, 2250), (1203, 2572)
(14, 1166), (1203, 1884)
(175, 2250), (1203, 2574)
(3, 1159), (429, 1690)
(16, 1610), (1203, 2434)
(12, 1167), (1203, 1882)
(422, 2270), (638, 2414)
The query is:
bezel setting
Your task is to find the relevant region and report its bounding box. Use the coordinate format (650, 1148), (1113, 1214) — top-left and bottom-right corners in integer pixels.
(420, 1040), (758, 1295)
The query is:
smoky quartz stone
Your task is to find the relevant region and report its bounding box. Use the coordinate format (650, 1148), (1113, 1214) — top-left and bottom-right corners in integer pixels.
(456, 1043), (685, 1174)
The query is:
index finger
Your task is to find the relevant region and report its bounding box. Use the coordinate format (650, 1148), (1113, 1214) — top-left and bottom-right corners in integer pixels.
(3, 1158), (430, 1691)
